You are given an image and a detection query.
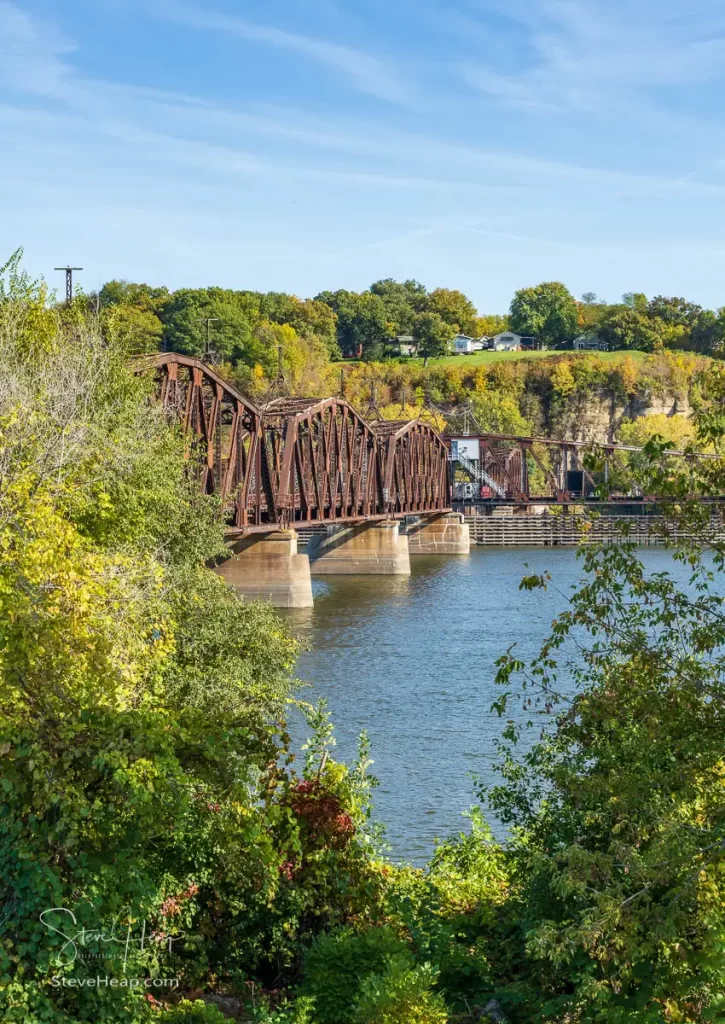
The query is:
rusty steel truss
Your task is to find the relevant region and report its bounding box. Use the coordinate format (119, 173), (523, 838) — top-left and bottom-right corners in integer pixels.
(447, 431), (714, 502)
(140, 353), (450, 530)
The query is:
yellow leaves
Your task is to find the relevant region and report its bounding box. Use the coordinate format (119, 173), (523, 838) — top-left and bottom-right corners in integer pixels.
(618, 413), (695, 450)
(550, 359), (576, 397)
(619, 355), (640, 397)
(472, 366), (488, 394)
(662, 998), (685, 1022)
(0, 475), (175, 717)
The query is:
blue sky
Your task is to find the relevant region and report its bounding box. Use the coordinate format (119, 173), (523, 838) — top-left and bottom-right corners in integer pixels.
(3, 0), (725, 311)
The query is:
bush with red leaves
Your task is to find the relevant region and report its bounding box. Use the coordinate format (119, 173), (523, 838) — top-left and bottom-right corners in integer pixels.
(288, 779), (356, 850)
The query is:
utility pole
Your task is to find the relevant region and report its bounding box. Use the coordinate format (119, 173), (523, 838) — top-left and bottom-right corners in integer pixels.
(199, 318), (220, 363)
(54, 266), (83, 304)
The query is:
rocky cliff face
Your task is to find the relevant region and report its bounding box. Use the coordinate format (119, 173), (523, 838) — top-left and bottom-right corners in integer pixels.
(545, 388), (693, 444)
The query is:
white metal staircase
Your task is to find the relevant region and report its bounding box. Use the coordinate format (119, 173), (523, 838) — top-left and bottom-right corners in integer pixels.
(450, 451), (507, 498)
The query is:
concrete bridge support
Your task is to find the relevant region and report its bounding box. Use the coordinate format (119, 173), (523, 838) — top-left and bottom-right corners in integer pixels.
(214, 531), (314, 608)
(308, 521), (411, 575)
(406, 513), (471, 555)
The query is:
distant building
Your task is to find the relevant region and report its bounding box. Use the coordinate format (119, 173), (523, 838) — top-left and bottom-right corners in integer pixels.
(492, 331), (521, 351)
(452, 334), (476, 354)
(573, 334), (609, 351)
(394, 335), (417, 357)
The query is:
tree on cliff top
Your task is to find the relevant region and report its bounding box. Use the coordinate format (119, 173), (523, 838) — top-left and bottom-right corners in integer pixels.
(413, 311), (455, 366)
(427, 287), (478, 336)
(509, 281), (578, 347)
(315, 289), (390, 360)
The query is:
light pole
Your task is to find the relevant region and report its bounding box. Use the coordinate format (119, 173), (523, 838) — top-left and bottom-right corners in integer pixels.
(54, 266), (83, 304)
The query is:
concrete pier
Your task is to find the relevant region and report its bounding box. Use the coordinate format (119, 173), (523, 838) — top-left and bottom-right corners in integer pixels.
(308, 521), (411, 575)
(214, 531), (314, 608)
(406, 513), (471, 555)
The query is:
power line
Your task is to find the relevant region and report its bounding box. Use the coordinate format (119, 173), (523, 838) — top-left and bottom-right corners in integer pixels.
(54, 266), (83, 304)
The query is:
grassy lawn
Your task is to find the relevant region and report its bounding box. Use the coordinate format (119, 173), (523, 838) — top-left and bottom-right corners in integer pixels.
(405, 349), (650, 368)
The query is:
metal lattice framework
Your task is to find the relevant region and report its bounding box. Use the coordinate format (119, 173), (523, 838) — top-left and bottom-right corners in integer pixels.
(261, 396), (381, 524)
(372, 420), (449, 515)
(140, 353), (450, 530)
(138, 353), (269, 527)
(447, 431), (714, 502)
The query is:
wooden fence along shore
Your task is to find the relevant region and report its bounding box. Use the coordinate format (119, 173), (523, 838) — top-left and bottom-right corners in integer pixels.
(463, 511), (718, 547)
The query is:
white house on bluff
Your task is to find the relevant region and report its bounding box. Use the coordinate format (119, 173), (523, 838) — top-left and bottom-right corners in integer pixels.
(492, 331), (521, 350)
(490, 332), (541, 351)
(452, 334), (486, 354)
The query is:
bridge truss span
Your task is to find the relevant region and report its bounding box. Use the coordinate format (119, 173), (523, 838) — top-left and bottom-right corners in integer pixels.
(140, 353), (451, 530)
(141, 352), (268, 529)
(372, 420), (450, 515)
(261, 396), (381, 524)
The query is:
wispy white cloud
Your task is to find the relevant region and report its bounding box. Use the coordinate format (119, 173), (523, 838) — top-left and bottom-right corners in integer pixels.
(157, 3), (414, 106)
(460, 0), (725, 113)
(4, 0), (725, 305)
(0, 0), (75, 95)
(3, 0), (722, 203)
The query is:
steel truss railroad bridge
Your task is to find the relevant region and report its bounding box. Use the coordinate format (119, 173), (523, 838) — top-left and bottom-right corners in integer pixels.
(140, 353), (450, 532)
(140, 353), (707, 528)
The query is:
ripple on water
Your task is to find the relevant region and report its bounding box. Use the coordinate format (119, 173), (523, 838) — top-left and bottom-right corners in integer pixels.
(282, 546), (695, 864)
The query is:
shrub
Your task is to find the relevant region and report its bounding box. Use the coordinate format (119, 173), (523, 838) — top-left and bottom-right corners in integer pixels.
(354, 958), (447, 1024)
(159, 1001), (232, 1023)
(301, 926), (413, 1024)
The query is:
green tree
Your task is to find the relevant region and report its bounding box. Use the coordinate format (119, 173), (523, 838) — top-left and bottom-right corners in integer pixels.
(0, 256), (383, 1023)
(598, 306), (662, 351)
(483, 395), (725, 1020)
(622, 291), (648, 311)
(369, 279), (428, 336)
(102, 302), (164, 354)
(160, 287), (264, 364)
(315, 290), (390, 360)
(647, 294), (702, 326)
(412, 312), (454, 366)
(261, 292), (340, 358)
(427, 288), (478, 335)
(509, 281), (578, 347)
(99, 279), (170, 311)
(691, 308), (725, 356)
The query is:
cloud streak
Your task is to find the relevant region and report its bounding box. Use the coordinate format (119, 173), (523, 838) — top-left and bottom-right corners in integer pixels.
(160, 4), (414, 106)
(459, 0), (725, 113)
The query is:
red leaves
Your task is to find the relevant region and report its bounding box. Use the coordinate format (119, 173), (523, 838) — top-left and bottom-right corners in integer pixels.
(288, 779), (356, 850)
(159, 882), (199, 918)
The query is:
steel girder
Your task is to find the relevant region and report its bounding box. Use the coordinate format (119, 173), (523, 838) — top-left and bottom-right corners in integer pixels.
(372, 419), (450, 515)
(140, 354), (450, 529)
(138, 353), (268, 529)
